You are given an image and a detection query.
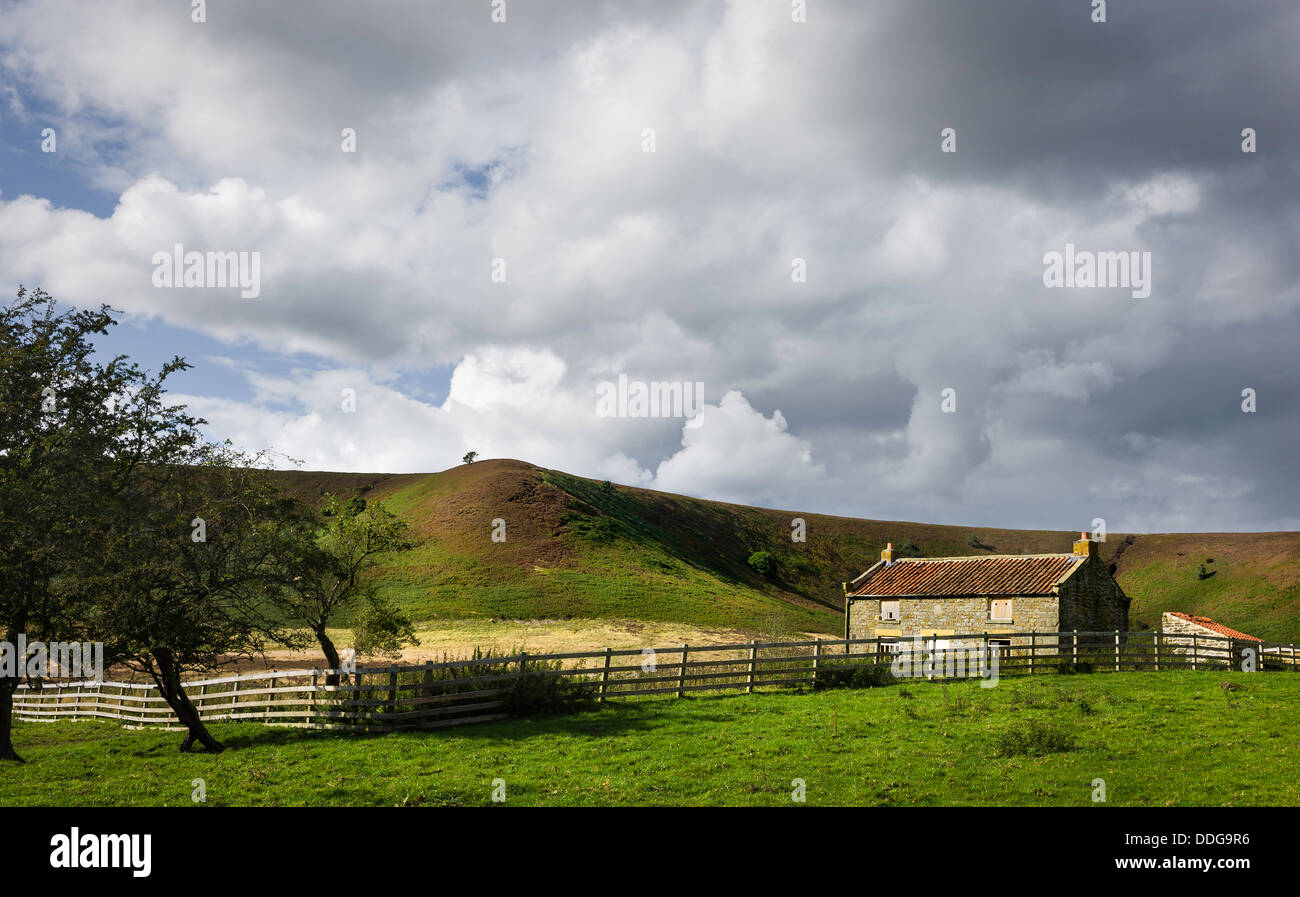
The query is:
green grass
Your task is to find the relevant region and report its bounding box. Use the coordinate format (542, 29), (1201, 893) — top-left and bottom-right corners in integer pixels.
(4, 672), (1297, 806)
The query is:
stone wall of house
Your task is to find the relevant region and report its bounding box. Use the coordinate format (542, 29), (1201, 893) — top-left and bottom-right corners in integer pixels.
(847, 594), (1061, 653)
(1057, 556), (1130, 635)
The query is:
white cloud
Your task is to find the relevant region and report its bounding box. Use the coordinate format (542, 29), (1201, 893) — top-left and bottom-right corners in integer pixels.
(652, 391), (826, 508)
(1, 0), (1297, 531)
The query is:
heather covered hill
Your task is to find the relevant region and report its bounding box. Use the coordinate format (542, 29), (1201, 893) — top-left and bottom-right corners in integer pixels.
(269, 459), (1300, 643)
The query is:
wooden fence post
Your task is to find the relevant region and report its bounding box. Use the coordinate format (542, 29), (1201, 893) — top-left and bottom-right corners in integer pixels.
(813, 638), (822, 688)
(197, 683), (207, 720)
(310, 671), (318, 724)
(388, 670), (399, 720)
(1192, 636), (1198, 671)
(747, 640), (757, 693)
(1029, 632), (1035, 674)
(265, 674), (275, 721)
(350, 671), (362, 727)
(231, 678), (240, 720)
(1153, 631), (1160, 671)
(600, 647), (612, 702)
(1072, 630), (1078, 667)
(1114, 630), (1120, 672)
(676, 645), (688, 698)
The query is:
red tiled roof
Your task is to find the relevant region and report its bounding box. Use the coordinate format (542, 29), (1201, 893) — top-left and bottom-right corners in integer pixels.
(1165, 612), (1262, 642)
(848, 554), (1084, 598)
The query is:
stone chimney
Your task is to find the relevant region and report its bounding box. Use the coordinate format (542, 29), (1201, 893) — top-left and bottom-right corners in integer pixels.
(1072, 531), (1098, 559)
(881, 541), (894, 564)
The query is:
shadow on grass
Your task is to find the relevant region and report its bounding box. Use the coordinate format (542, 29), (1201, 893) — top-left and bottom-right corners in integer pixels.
(196, 691), (805, 753)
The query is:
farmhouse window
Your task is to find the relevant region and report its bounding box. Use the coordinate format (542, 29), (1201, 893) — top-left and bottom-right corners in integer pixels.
(989, 599), (1012, 621)
(878, 640), (900, 655)
(881, 600), (899, 621)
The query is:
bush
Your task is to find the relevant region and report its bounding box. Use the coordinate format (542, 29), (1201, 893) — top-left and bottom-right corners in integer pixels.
(747, 551), (777, 578)
(814, 658), (895, 690)
(502, 657), (597, 716)
(995, 720), (1077, 757)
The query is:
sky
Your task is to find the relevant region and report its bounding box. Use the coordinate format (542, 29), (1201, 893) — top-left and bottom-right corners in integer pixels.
(1, 0), (1297, 533)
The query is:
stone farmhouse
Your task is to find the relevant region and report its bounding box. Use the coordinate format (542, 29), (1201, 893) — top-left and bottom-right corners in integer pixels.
(843, 534), (1129, 655)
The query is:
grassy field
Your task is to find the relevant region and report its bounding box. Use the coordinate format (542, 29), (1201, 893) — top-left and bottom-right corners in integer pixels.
(3, 671), (1297, 806)
(231, 618), (813, 672)
(269, 460), (1300, 644)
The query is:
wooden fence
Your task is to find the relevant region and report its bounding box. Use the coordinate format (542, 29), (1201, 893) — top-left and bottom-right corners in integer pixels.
(12, 630), (1298, 733)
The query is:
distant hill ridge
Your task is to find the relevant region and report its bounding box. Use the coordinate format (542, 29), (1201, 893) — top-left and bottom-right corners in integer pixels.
(267, 459), (1300, 643)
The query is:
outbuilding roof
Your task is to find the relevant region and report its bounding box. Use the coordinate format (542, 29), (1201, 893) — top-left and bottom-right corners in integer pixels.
(1165, 611), (1262, 642)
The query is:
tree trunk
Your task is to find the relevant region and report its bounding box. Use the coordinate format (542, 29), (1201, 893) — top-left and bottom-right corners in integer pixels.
(315, 625), (342, 686)
(0, 682), (23, 763)
(153, 652), (224, 753)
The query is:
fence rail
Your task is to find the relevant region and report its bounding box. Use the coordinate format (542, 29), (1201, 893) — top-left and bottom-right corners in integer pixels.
(13, 630), (1298, 733)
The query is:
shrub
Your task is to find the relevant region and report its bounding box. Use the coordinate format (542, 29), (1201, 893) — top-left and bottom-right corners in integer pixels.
(996, 720), (1077, 757)
(343, 495), (367, 517)
(747, 550), (777, 578)
(814, 658), (894, 690)
(502, 657), (597, 717)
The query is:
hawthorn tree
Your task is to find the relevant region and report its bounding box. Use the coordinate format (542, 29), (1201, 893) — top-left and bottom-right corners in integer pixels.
(0, 287), (195, 762)
(278, 495), (417, 684)
(93, 443), (308, 753)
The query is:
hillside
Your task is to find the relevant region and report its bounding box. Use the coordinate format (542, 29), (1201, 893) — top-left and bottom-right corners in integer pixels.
(270, 459), (1300, 643)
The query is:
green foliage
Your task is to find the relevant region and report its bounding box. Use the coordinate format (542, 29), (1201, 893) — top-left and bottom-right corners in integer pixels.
(352, 594), (419, 660)
(995, 719), (1078, 757)
(503, 657), (597, 717)
(278, 494), (418, 669)
(813, 658), (895, 690)
(344, 495), (367, 517)
(462, 451), (478, 464)
(0, 287), (219, 758)
(747, 551), (777, 578)
(895, 541), (923, 559)
(562, 511), (622, 543)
